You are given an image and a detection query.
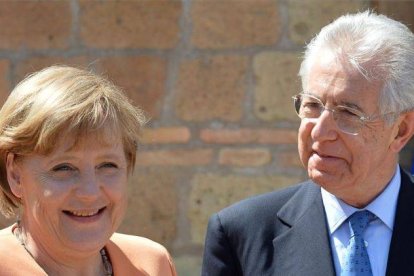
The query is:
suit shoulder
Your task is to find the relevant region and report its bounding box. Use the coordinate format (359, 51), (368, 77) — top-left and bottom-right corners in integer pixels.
(213, 181), (315, 229)
(221, 182), (309, 216)
(109, 233), (176, 276)
(0, 225), (46, 274)
(0, 225), (22, 256)
(0, 226), (16, 252)
(110, 233), (170, 259)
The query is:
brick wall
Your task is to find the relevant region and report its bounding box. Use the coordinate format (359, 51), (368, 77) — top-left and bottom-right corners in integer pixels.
(0, 1), (413, 274)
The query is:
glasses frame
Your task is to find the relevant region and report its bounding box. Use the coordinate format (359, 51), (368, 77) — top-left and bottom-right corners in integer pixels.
(292, 93), (395, 135)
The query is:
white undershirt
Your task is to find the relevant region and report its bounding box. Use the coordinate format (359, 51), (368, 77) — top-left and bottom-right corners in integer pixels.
(321, 165), (400, 276)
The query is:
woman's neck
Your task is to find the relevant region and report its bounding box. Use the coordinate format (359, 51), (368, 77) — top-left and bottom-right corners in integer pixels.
(14, 222), (106, 276)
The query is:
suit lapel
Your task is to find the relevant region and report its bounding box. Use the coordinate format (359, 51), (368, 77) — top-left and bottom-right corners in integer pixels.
(273, 182), (335, 276)
(386, 169), (414, 276)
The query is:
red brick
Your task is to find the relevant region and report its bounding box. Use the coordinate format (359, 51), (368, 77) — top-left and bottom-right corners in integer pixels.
(175, 56), (247, 122)
(80, 1), (181, 49)
(0, 2), (71, 50)
(96, 56), (167, 119)
(219, 148), (271, 167)
(136, 149), (213, 166)
(0, 60), (10, 107)
(191, 0), (280, 49)
(141, 127), (191, 144)
(200, 128), (298, 144)
(15, 56), (91, 83)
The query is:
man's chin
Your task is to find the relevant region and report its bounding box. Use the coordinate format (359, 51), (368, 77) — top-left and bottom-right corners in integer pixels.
(308, 168), (341, 187)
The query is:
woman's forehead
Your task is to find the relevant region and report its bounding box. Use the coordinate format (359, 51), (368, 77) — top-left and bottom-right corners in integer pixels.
(52, 128), (123, 154)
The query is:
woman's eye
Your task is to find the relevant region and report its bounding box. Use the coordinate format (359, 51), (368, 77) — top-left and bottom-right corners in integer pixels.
(52, 164), (74, 172)
(99, 162), (118, 169)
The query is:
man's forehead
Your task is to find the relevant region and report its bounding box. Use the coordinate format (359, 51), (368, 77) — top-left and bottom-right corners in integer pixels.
(306, 58), (383, 99)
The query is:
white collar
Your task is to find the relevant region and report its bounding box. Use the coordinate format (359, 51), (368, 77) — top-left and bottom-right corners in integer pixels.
(321, 165), (401, 234)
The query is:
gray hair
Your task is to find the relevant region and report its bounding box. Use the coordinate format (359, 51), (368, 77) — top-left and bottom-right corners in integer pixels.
(299, 11), (414, 119)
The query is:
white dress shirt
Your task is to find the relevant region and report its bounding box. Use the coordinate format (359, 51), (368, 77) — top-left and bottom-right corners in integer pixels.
(321, 165), (401, 276)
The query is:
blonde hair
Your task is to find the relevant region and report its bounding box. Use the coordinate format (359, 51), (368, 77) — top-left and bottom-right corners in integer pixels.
(0, 65), (147, 218)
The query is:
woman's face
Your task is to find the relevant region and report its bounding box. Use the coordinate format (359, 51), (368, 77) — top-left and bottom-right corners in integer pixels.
(8, 132), (128, 255)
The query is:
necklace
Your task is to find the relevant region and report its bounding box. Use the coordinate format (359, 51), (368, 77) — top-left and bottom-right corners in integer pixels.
(100, 247), (113, 276)
(13, 224), (113, 276)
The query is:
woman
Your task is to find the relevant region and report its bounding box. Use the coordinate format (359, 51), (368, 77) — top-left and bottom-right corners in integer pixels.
(0, 66), (177, 275)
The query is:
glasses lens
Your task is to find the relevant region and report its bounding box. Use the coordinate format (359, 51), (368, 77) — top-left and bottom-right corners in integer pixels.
(294, 94), (323, 119)
(333, 107), (362, 135)
(294, 94), (363, 135)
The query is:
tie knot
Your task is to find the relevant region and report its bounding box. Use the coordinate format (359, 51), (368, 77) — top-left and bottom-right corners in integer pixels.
(348, 210), (375, 237)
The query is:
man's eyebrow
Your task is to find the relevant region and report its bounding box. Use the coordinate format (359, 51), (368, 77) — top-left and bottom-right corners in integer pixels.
(336, 100), (364, 112)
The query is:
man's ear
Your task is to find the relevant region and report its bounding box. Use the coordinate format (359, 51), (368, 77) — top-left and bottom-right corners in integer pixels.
(390, 111), (414, 153)
(6, 153), (23, 198)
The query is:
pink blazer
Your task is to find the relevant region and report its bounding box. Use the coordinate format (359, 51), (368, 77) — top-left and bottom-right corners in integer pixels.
(0, 225), (177, 276)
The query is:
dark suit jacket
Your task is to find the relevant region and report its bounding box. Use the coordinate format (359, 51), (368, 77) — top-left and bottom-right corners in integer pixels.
(202, 168), (414, 276)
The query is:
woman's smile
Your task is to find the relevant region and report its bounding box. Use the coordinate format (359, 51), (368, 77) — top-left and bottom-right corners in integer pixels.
(62, 207), (107, 222)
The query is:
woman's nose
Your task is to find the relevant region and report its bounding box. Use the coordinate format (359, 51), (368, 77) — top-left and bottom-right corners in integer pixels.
(76, 171), (101, 199)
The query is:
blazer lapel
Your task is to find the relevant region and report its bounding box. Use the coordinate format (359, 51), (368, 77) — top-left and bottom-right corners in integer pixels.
(386, 169), (414, 276)
(272, 182), (335, 276)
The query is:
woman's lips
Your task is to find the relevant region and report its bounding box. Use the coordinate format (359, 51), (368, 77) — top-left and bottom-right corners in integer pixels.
(62, 207), (106, 222)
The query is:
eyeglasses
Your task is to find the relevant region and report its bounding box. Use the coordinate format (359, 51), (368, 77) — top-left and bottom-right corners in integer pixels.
(292, 93), (394, 135)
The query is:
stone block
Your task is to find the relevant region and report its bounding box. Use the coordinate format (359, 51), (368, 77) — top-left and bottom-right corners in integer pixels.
(191, 0), (280, 49)
(119, 167), (179, 247)
(253, 51), (302, 122)
(136, 149), (213, 167)
(141, 127), (191, 144)
(200, 128), (298, 144)
(0, 60), (10, 107)
(189, 173), (303, 244)
(288, 0), (367, 45)
(219, 148), (272, 167)
(80, 1), (181, 49)
(0, 1), (71, 49)
(96, 56), (167, 119)
(175, 56), (247, 122)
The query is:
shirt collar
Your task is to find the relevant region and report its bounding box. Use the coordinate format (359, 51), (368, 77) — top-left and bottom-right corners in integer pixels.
(321, 164), (401, 234)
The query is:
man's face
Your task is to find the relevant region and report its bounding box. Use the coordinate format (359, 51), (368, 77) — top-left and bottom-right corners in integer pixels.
(298, 56), (401, 207)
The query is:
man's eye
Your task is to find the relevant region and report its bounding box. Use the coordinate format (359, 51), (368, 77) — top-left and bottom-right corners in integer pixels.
(337, 107), (361, 119)
(300, 101), (322, 117)
(302, 102), (321, 109)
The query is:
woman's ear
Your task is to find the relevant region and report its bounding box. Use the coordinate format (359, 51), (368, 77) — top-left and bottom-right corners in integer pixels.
(389, 111), (414, 153)
(6, 153), (23, 198)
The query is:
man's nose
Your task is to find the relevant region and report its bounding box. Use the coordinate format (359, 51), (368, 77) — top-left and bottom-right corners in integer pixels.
(310, 109), (338, 141)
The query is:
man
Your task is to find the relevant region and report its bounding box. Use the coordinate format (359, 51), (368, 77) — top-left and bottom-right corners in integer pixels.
(202, 11), (414, 276)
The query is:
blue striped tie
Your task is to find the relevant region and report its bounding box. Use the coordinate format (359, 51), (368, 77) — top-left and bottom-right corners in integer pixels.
(341, 210), (375, 276)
